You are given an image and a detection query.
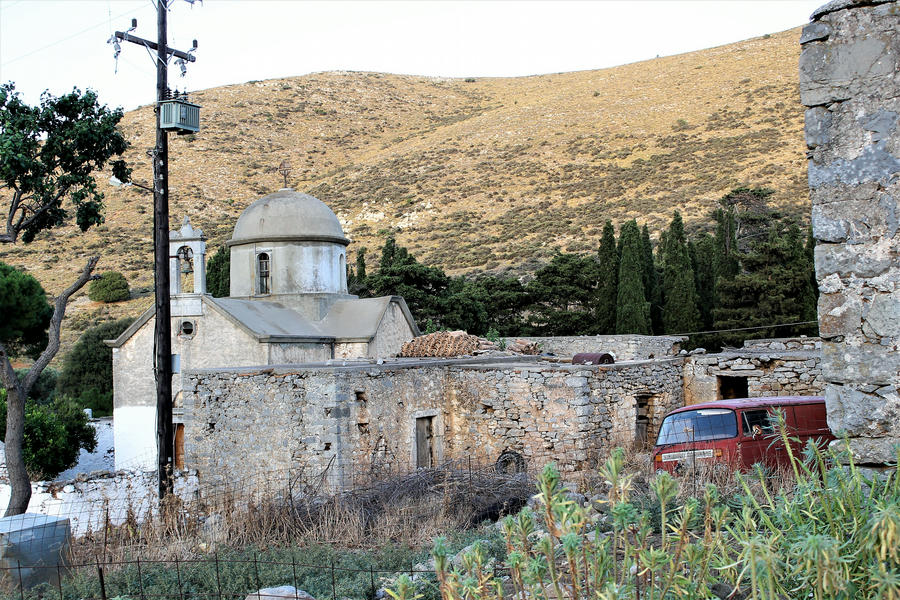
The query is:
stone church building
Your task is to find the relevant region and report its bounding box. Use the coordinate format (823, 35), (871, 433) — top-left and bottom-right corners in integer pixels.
(107, 189), (419, 470)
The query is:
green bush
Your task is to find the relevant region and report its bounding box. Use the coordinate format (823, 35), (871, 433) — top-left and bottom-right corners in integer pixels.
(56, 318), (134, 416)
(88, 271), (130, 303)
(412, 429), (900, 600)
(0, 396), (96, 479)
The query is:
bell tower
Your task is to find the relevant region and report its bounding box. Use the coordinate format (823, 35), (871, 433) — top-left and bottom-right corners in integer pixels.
(169, 216), (206, 316)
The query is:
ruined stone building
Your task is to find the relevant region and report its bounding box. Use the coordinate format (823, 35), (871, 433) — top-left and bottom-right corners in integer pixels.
(106, 186), (827, 487)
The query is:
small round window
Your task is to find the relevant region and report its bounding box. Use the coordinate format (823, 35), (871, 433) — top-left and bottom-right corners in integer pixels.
(179, 321), (195, 337)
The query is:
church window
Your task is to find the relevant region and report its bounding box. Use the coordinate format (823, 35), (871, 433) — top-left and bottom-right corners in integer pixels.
(179, 320), (195, 337)
(257, 252), (271, 294)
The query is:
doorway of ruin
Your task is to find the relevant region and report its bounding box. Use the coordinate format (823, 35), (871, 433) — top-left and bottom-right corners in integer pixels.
(416, 416), (435, 468)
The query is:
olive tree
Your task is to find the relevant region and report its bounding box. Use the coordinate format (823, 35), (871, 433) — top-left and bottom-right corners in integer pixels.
(0, 82), (126, 515)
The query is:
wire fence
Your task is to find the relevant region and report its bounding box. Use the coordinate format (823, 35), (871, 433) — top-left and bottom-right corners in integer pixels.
(2, 553), (498, 600)
(1, 457), (542, 599)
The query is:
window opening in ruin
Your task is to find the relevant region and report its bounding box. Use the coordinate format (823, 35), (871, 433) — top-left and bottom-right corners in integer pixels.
(355, 391), (367, 403)
(635, 395), (651, 446)
(416, 416), (435, 469)
(174, 424), (185, 470)
(324, 442), (332, 451)
(256, 252), (271, 295)
(718, 375), (748, 400)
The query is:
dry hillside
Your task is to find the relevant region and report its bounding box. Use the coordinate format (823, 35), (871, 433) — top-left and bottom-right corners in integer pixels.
(1, 27), (809, 355)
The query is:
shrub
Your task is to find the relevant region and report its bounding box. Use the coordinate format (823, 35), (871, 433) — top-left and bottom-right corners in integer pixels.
(56, 318), (134, 416)
(88, 271), (130, 303)
(411, 431), (900, 600)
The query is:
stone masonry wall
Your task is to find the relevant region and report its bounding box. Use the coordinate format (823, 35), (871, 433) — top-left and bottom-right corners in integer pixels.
(501, 335), (685, 360)
(182, 357), (684, 490)
(800, 0), (900, 464)
(684, 346), (823, 406)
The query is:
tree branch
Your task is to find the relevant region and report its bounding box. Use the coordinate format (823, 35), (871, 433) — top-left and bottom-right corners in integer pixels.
(0, 342), (24, 403)
(2, 188), (24, 244)
(21, 255), (100, 395)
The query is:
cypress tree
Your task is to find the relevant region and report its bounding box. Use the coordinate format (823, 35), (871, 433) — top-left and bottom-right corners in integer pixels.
(641, 224), (662, 335)
(206, 245), (230, 297)
(713, 205), (739, 281)
(356, 247), (367, 280)
(595, 221), (618, 334)
(691, 232), (717, 331)
(615, 220), (650, 334)
(661, 211), (700, 335)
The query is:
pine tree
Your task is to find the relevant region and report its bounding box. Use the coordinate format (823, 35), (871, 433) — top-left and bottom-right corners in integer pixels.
(527, 252), (601, 335)
(615, 220), (650, 334)
(595, 221), (618, 334)
(661, 212), (700, 335)
(715, 222), (818, 346)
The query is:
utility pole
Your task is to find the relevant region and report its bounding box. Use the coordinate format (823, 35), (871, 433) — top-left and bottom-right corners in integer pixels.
(114, 2), (197, 500)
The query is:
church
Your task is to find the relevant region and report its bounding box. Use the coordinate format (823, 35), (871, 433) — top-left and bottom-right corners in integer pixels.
(107, 188), (419, 470)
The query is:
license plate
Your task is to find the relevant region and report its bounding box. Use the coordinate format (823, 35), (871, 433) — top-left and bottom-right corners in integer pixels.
(661, 449), (714, 463)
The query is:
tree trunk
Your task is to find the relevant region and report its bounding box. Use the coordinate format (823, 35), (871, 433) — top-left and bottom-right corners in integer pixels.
(1, 256), (99, 516)
(2, 384), (30, 516)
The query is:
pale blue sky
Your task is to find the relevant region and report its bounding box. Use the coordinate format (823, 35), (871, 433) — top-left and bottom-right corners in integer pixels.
(1, 0), (824, 111)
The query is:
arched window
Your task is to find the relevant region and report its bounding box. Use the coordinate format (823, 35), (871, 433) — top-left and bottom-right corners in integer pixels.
(257, 252), (270, 294)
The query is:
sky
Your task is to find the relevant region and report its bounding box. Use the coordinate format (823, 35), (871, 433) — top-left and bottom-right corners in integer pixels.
(1, 0), (825, 112)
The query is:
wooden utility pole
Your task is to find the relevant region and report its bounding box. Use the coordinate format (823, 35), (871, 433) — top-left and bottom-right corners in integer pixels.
(114, 2), (197, 499)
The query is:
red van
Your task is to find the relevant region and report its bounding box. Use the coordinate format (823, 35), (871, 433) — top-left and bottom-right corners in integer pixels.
(652, 396), (834, 473)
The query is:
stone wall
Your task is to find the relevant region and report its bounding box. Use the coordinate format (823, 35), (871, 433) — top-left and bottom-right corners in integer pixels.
(800, 0), (900, 464)
(500, 335), (685, 360)
(182, 356), (685, 489)
(0, 470), (200, 536)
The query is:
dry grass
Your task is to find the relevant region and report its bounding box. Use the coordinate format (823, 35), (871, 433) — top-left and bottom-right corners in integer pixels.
(69, 462), (534, 565)
(0, 27), (811, 355)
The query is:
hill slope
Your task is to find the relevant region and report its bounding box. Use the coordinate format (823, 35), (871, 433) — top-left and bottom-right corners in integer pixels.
(1, 27), (809, 354)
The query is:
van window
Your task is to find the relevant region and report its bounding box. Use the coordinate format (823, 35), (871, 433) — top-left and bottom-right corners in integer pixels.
(656, 408), (737, 445)
(741, 409), (775, 436)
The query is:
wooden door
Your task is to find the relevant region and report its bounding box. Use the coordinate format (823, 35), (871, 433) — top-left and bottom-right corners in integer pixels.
(416, 417), (434, 469)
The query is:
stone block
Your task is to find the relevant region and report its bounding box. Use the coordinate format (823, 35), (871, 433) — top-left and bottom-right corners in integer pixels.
(811, 188), (899, 243)
(815, 239), (895, 278)
(863, 291), (900, 337)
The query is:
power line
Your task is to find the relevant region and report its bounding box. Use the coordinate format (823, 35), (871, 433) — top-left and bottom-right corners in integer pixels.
(1, 2), (144, 67)
(671, 320), (818, 338)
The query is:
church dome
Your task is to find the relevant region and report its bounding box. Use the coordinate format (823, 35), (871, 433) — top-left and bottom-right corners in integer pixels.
(229, 188), (349, 246)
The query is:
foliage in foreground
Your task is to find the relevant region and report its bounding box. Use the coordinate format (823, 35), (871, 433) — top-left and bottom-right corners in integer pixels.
(409, 441), (899, 599)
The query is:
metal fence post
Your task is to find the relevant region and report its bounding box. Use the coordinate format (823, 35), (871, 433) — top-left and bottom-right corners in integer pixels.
(136, 557), (146, 600)
(215, 553), (223, 600)
(330, 559), (336, 600)
(175, 556), (184, 600)
(96, 560), (107, 600)
(17, 561), (24, 600)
